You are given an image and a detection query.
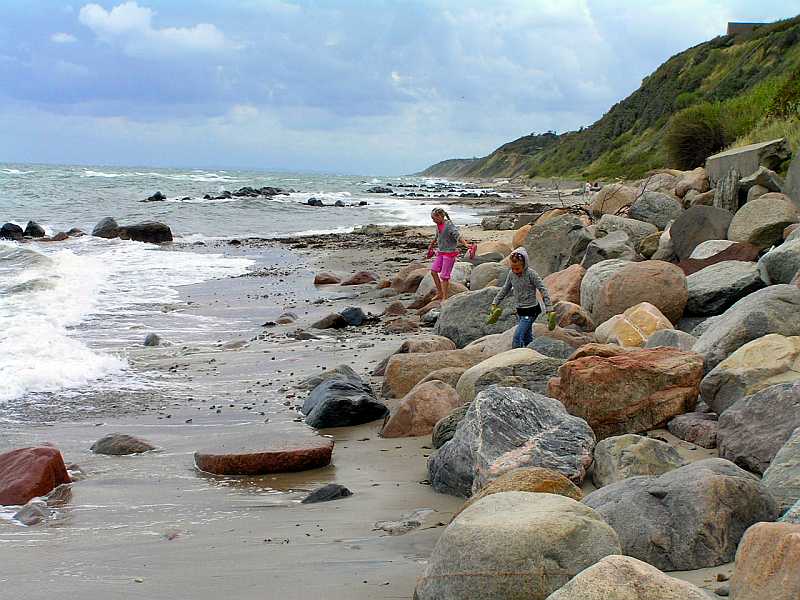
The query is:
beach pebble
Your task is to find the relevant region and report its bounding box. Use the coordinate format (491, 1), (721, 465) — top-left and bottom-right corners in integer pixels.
(313, 272), (341, 285)
(301, 484), (353, 504)
(143, 333), (161, 347)
(91, 433), (156, 456)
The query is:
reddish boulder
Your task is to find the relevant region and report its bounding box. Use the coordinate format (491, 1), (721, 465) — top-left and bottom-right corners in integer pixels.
(548, 347), (704, 439)
(677, 242), (761, 276)
(194, 437), (333, 475)
(385, 317), (419, 334)
(313, 272), (341, 285)
(391, 262), (428, 293)
(341, 271), (378, 286)
(0, 447), (71, 506)
(383, 301), (407, 317)
(544, 264), (586, 305)
(381, 380), (463, 438)
(730, 522), (800, 600)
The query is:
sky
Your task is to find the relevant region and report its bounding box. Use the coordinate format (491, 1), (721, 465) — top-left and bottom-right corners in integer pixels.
(0, 1), (798, 174)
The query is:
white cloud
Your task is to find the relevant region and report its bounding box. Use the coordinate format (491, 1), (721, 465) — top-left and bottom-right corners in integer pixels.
(51, 32), (77, 43)
(78, 1), (230, 57)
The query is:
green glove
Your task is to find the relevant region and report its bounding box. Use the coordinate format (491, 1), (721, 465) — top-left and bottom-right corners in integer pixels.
(547, 311), (557, 331)
(486, 304), (503, 325)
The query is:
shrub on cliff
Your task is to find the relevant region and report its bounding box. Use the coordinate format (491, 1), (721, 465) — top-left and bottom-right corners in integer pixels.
(664, 102), (726, 170)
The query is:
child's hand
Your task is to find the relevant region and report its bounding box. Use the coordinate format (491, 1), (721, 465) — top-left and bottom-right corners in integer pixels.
(547, 311), (558, 331)
(468, 243), (477, 259)
(426, 246), (435, 259)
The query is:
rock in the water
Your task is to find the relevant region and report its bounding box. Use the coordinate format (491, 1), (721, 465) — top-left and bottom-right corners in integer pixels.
(591, 434), (686, 488)
(583, 458), (778, 571)
(0, 222), (24, 241)
(339, 306), (365, 326)
(728, 193), (799, 249)
(301, 483), (352, 504)
(91, 217), (120, 239)
(545, 554), (712, 600)
(143, 333), (160, 347)
(143, 191), (166, 202)
(118, 221), (173, 243)
(527, 336), (574, 359)
(581, 230), (637, 269)
(194, 437), (334, 475)
(758, 237), (800, 285)
(591, 261), (687, 325)
(590, 183), (637, 216)
(543, 264), (585, 305)
(381, 380), (463, 438)
(671, 205), (734, 261)
(382, 347), (486, 398)
(692, 284), (800, 370)
(730, 521), (800, 600)
(341, 271), (377, 286)
(643, 328), (697, 351)
(579, 259), (632, 319)
(23, 221), (45, 238)
(303, 377), (387, 428)
(0, 447), (72, 506)
(595, 214), (658, 247)
(13, 499), (50, 526)
(428, 386), (595, 497)
(762, 427), (800, 514)
(455, 348), (564, 403)
(432, 404), (469, 449)
(594, 302), (673, 347)
(414, 492), (621, 600)
(91, 433), (155, 455)
(667, 412), (718, 448)
(313, 272), (341, 285)
(433, 287), (517, 348)
(717, 381), (800, 474)
(522, 214), (593, 277)
(689, 239), (736, 260)
(469, 262), (508, 291)
(685, 260), (764, 315)
(312, 313), (348, 329)
(548, 347), (704, 440)
(628, 191), (683, 229)
(700, 334), (800, 415)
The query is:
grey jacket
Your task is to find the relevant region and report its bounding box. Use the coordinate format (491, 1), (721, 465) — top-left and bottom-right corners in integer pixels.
(436, 221), (460, 253)
(492, 247), (553, 312)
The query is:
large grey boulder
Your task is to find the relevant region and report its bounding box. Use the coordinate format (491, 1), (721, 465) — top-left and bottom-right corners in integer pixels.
(118, 221), (173, 244)
(414, 492), (621, 600)
(579, 259), (632, 319)
(643, 328), (697, 351)
(628, 191), (683, 230)
(545, 555), (712, 600)
(580, 231), (637, 269)
(692, 284), (800, 370)
(433, 287), (516, 348)
(469, 262), (508, 291)
(739, 165), (784, 193)
(92, 216), (120, 238)
(523, 214), (594, 277)
(528, 336), (575, 359)
(428, 386), (595, 497)
(762, 427), (800, 514)
(758, 237), (800, 284)
(689, 239), (736, 260)
(728, 193), (799, 249)
(705, 137), (790, 184)
(685, 260), (764, 316)
(592, 434), (686, 488)
(667, 412), (718, 448)
(670, 205), (734, 261)
(303, 375), (388, 428)
(583, 458), (778, 571)
(717, 381), (800, 474)
(595, 214), (657, 247)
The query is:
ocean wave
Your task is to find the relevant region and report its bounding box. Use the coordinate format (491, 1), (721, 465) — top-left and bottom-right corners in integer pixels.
(0, 168), (35, 175)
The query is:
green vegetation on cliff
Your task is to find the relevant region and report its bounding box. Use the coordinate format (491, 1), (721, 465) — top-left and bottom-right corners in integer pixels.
(420, 16), (800, 180)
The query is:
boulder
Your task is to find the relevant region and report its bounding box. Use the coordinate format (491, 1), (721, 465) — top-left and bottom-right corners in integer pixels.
(118, 221), (173, 243)
(528, 337), (574, 359)
(685, 260), (764, 315)
(416, 263), (472, 299)
(91, 217), (120, 238)
(685, 189), (715, 207)
(523, 214), (594, 277)
(594, 302), (673, 347)
(674, 167), (710, 198)
(637, 171), (679, 195)
(700, 334), (800, 415)
(455, 467), (583, 517)
(552, 301), (595, 332)
(0, 447), (72, 506)
(590, 183), (637, 217)
(739, 165), (785, 193)
(667, 412), (718, 448)
(382, 347), (486, 398)
(747, 184), (769, 202)
(730, 522), (800, 600)
(341, 270), (377, 286)
(548, 347), (704, 440)
(678, 241), (762, 276)
(579, 259), (632, 318)
(512, 223), (532, 248)
(428, 386), (595, 497)
(543, 264), (585, 305)
(650, 221), (676, 261)
(628, 191), (683, 229)
(384, 316), (419, 333)
(643, 328), (697, 351)
(591, 261), (688, 325)
(545, 555), (711, 600)
(786, 150), (800, 209)
(23, 221), (45, 238)
(390, 262), (427, 293)
(692, 284), (800, 370)
(762, 427), (800, 514)
(635, 231), (661, 259)
(581, 231), (637, 269)
(713, 166), (741, 213)
(91, 433), (155, 455)
(534, 323), (595, 348)
(728, 193), (799, 248)
(758, 237), (800, 284)
(469, 262), (508, 291)
(303, 377), (388, 428)
(419, 366), (467, 390)
(433, 287), (517, 348)
(381, 380), (463, 438)
(143, 191), (166, 202)
(595, 214), (657, 247)
(312, 313), (348, 329)
(689, 239), (735, 259)
(782, 500), (800, 523)
(670, 205), (734, 261)
(476, 240), (512, 257)
(339, 306), (365, 326)
(583, 458), (778, 571)
(717, 381), (800, 474)
(1, 223), (24, 241)
(591, 434), (686, 488)
(382, 300), (406, 317)
(194, 437), (334, 475)
(432, 404), (470, 449)
(705, 137), (790, 183)
(415, 492), (620, 600)
(313, 272), (341, 285)
(301, 483), (352, 504)
(297, 364), (359, 390)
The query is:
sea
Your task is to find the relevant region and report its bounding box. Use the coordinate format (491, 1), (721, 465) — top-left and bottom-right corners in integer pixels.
(0, 163), (493, 421)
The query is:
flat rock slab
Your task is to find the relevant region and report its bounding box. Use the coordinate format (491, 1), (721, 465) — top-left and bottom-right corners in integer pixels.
(194, 437), (334, 476)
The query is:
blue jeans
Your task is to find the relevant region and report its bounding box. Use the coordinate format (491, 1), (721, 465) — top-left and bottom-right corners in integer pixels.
(513, 315), (534, 348)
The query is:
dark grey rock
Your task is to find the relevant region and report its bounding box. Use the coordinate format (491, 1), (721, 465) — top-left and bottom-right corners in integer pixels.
(297, 364), (358, 390)
(685, 261), (765, 315)
(143, 333), (161, 347)
(142, 191), (167, 202)
(758, 238), (800, 284)
(428, 386), (595, 497)
(91, 433), (156, 455)
(527, 336), (574, 359)
(692, 285), (800, 370)
(301, 483), (353, 504)
(23, 221), (45, 238)
(306, 197), (324, 206)
(312, 313), (348, 329)
(717, 381), (800, 474)
(762, 427), (800, 514)
(303, 377), (388, 428)
(643, 329), (697, 351)
(739, 165), (784, 193)
(433, 287), (517, 348)
(667, 412), (718, 448)
(583, 458), (778, 571)
(0, 223), (24, 241)
(580, 230), (637, 269)
(431, 404), (469, 449)
(339, 306), (365, 326)
(92, 217), (120, 238)
(118, 221), (173, 244)
(595, 214), (657, 246)
(713, 167), (741, 213)
(671, 206), (734, 261)
(366, 186), (392, 194)
(628, 191), (683, 230)
(522, 214), (594, 277)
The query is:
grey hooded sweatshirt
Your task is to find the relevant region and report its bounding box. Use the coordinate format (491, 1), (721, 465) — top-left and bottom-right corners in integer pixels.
(436, 220), (461, 253)
(492, 247), (553, 313)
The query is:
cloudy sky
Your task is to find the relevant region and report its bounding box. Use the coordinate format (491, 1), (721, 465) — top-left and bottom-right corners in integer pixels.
(0, 1), (797, 174)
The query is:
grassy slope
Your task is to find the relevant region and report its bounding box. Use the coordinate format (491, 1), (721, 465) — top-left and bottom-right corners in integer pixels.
(422, 16), (800, 180)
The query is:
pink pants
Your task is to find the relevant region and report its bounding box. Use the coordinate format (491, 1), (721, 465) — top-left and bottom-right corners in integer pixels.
(431, 252), (457, 280)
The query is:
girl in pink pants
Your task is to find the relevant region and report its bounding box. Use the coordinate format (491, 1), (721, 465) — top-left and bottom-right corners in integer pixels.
(427, 208), (476, 300)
